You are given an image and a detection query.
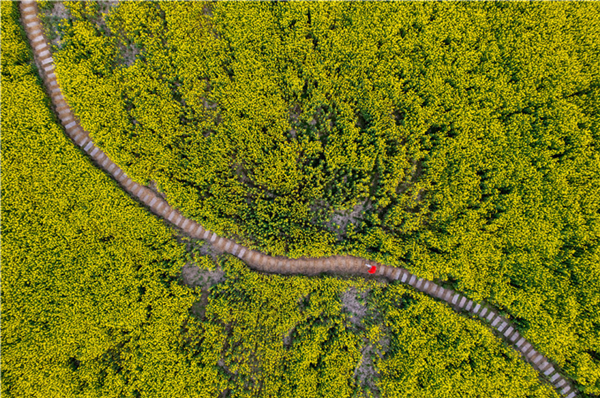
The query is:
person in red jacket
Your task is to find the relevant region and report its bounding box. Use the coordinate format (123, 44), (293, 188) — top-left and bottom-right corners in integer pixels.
(365, 263), (377, 274)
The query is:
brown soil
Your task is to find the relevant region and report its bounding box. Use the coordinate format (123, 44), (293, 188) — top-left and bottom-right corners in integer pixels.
(182, 262), (225, 320)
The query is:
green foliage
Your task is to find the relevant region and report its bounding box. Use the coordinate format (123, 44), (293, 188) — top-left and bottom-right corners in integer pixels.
(192, 257), (369, 398)
(26, 1), (600, 395)
(1, 4), (564, 390)
(179, 256), (559, 398)
(368, 284), (559, 398)
(2, 3), (195, 396)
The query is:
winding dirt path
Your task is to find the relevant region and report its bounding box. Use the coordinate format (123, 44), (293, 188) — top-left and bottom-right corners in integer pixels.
(18, 2), (578, 397)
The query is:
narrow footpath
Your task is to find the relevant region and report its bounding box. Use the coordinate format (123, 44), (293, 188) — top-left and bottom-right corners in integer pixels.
(18, 2), (578, 397)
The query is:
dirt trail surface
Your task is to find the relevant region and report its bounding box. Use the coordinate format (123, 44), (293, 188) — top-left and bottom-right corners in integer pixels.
(19, 2), (578, 397)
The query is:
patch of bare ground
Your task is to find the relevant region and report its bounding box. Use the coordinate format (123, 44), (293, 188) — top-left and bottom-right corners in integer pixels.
(95, 1), (140, 68)
(117, 40), (140, 68)
(181, 262), (225, 289)
(38, 2), (69, 50)
(354, 331), (390, 398)
(342, 287), (390, 397)
(330, 200), (373, 237)
(310, 199), (374, 242)
(282, 324), (296, 349)
(96, 1), (119, 14)
(342, 286), (369, 328)
(181, 262), (225, 320)
(93, 1), (118, 33)
(203, 97), (218, 111)
(50, 2), (70, 19)
(201, 93), (221, 134)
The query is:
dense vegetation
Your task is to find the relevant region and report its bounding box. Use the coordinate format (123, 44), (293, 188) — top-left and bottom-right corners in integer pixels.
(2, 2), (192, 395)
(35, 1), (600, 395)
(2, 3), (567, 396)
(369, 283), (555, 398)
(186, 258), (557, 398)
(1, 3), (557, 393)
